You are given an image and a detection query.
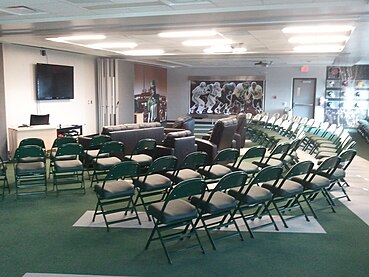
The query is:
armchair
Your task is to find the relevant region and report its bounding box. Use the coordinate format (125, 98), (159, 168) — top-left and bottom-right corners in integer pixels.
(195, 117), (238, 162)
(164, 115), (195, 134)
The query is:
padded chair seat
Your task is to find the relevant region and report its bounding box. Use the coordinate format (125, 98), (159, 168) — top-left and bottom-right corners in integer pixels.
(94, 179), (135, 199)
(18, 157), (44, 163)
(148, 199), (197, 224)
(86, 149), (102, 159)
(236, 162), (260, 174)
(262, 180), (304, 197)
(292, 175), (330, 190)
(228, 186), (273, 205)
(95, 157), (121, 170)
(253, 158), (284, 168)
(199, 164), (232, 179)
(16, 162), (45, 175)
(173, 169), (202, 183)
(328, 168), (345, 180)
(135, 174), (172, 191)
(126, 154), (152, 166)
(54, 160), (83, 173)
(51, 150), (76, 161)
(191, 191), (236, 213)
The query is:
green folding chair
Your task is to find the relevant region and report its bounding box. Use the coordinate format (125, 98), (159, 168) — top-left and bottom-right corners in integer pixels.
(262, 161), (314, 228)
(0, 156), (10, 199)
(14, 145), (47, 198)
(53, 143), (85, 194)
(90, 141), (124, 187)
(229, 166), (283, 238)
(134, 155), (177, 220)
(191, 171), (248, 250)
(145, 178), (207, 264)
(93, 161), (141, 231)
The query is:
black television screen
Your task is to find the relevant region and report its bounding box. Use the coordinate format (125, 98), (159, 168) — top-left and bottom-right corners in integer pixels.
(36, 63), (74, 100)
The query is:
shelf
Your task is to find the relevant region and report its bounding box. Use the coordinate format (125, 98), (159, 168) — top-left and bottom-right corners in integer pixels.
(57, 125), (82, 137)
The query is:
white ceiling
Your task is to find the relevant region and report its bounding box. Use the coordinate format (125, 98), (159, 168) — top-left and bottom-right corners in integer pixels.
(0, 0), (368, 68)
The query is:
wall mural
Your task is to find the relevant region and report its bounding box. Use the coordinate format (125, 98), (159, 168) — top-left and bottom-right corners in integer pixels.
(189, 78), (265, 116)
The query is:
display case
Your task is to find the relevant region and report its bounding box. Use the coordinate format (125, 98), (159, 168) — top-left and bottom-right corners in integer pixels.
(325, 66), (369, 127)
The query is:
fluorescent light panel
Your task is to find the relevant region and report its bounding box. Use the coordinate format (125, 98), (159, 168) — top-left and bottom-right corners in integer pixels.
(183, 38), (233, 46)
(86, 42), (137, 49)
(203, 45), (247, 54)
(158, 29), (217, 38)
(288, 35), (349, 44)
(46, 35), (106, 42)
(282, 25), (354, 34)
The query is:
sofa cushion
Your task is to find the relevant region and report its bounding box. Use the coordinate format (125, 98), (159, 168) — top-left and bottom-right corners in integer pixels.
(163, 130), (192, 147)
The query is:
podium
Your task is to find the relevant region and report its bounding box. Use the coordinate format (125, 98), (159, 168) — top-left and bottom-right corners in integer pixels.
(8, 125), (57, 159)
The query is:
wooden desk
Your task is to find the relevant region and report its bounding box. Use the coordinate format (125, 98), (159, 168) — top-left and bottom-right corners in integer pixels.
(8, 125), (57, 159)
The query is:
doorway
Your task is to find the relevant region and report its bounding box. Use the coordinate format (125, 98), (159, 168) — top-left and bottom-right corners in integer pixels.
(292, 78), (316, 118)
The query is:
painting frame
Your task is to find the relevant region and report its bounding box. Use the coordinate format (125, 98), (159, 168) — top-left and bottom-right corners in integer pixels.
(188, 76), (265, 117)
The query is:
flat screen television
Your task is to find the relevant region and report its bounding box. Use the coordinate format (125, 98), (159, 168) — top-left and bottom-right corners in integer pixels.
(36, 63), (74, 100)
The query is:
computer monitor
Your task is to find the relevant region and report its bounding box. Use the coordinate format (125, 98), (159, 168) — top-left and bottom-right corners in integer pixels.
(30, 114), (50, 126)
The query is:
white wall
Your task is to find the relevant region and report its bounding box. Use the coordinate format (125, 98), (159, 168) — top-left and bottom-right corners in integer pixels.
(3, 44), (97, 135)
(167, 65), (327, 120)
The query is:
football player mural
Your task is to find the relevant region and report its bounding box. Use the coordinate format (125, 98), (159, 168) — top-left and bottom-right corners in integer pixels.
(189, 79), (264, 115)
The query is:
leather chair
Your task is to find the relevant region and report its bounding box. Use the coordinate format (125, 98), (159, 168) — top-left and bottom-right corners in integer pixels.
(234, 113), (247, 149)
(195, 117), (238, 162)
(156, 130), (197, 164)
(164, 115), (195, 134)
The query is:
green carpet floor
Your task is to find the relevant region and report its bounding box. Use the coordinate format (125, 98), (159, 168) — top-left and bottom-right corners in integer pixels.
(1, 129), (369, 276)
(1, 188), (369, 277)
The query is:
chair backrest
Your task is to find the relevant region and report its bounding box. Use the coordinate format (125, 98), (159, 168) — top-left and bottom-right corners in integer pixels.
(213, 148), (239, 166)
(98, 141), (124, 156)
(0, 156), (6, 175)
(55, 143), (84, 158)
(165, 178), (207, 202)
(309, 155), (340, 181)
(212, 171), (248, 192)
(88, 135), (111, 148)
(299, 117), (309, 126)
(180, 151), (208, 170)
(209, 117), (238, 151)
(237, 146), (266, 167)
(338, 149), (356, 170)
(134, 138), (156, 156)
(30, 114), (49, 126)
(149, 155), (178, 174)
(284, 160), (314, 180)
(268, 142), (291, 160)
(19, 138), (45, 149)
(105, 161), (140, 180)
(52, 136), (77, 148)
(250, 166), (283, 186)
(15, 145), (45, 161)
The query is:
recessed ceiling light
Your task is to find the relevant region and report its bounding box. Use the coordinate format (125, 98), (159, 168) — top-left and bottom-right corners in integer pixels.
(46, 35), (106, 42)
(86, 42), (137, 49)
(293, 44), (344, 53)
(282, 25), (354, 34)
(121, 49), (165, 56)
(232, 47), (247, 54)
(183, 39), (233, 46)
(158, 30), (218, 38)
(288, 35), (349, 44)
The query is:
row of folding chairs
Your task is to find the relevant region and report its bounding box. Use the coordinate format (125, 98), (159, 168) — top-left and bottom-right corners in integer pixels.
(119, 147), (355, 263)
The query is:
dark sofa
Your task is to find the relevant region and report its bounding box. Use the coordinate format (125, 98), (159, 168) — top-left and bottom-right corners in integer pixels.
(78, 122), (196, 162)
